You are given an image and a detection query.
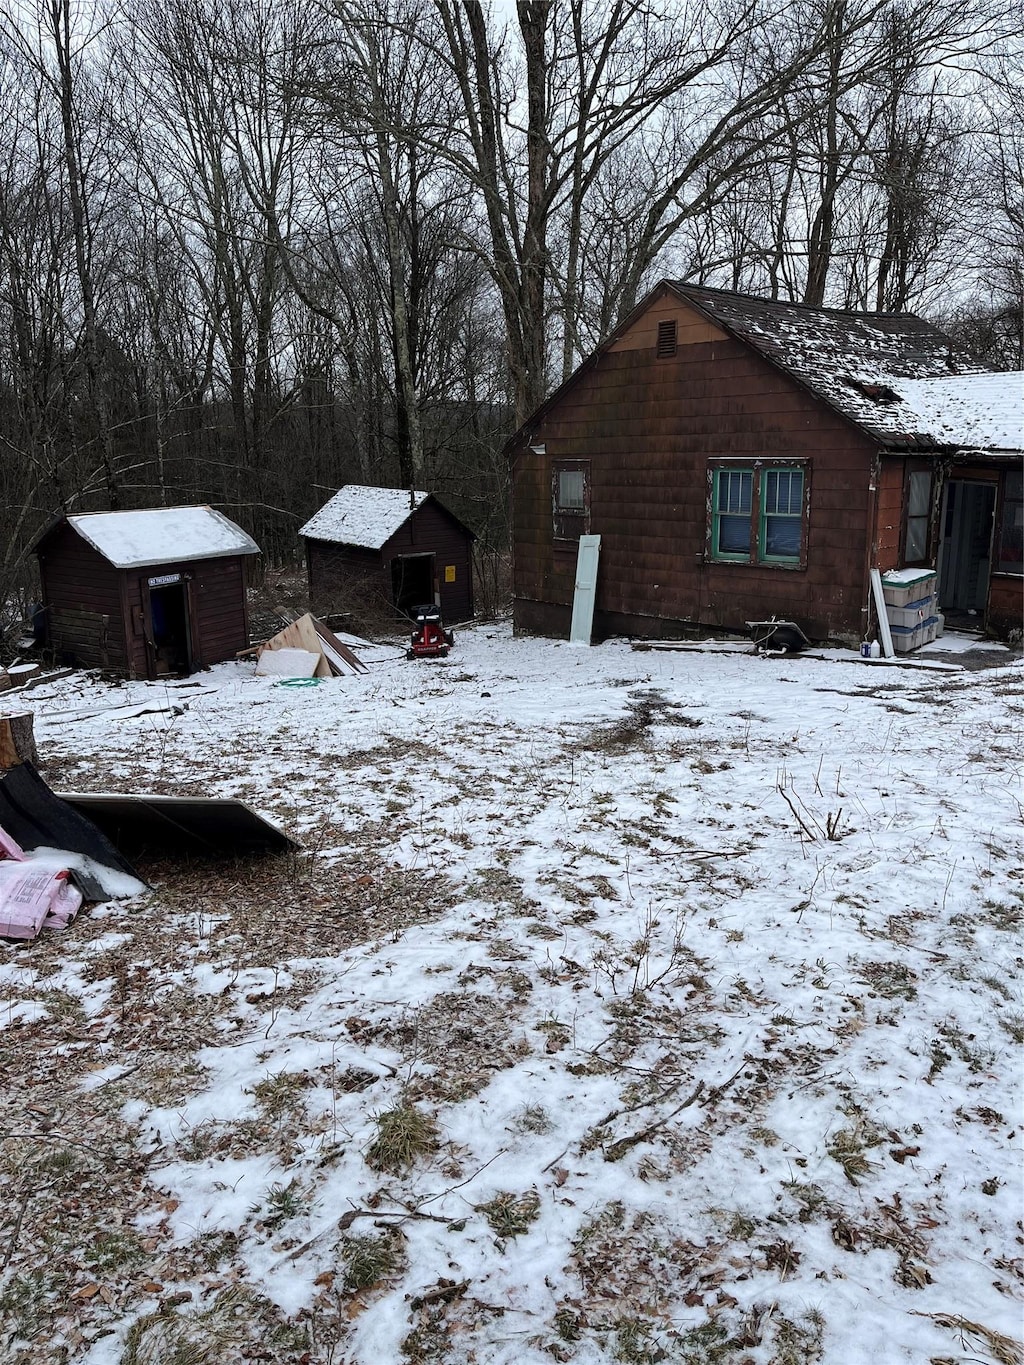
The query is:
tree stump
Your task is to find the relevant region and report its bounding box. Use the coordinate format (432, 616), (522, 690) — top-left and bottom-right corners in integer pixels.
(0, 713), (37, 769)
(7, 663), (41, 688)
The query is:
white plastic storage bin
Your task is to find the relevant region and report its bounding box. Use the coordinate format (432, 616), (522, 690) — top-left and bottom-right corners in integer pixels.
(886, 595), (935, 628)
(890, 618), (933, 653)
(881, 569), (937, 608)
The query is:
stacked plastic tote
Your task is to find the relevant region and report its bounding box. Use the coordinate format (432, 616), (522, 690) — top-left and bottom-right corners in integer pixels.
(880, 570), (943, 653)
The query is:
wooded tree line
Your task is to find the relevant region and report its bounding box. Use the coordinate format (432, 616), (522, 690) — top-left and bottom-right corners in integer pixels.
(0, 0), (1020, 618)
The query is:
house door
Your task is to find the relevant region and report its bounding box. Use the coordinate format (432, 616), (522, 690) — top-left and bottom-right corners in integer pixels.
(148, 582), (194, 676)
(390, 554), (435, 616)
(937, 480), (996, 616)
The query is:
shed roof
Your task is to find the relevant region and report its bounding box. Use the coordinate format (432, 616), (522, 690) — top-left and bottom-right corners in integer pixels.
(299, 486), (431, 550)
(673, 284), (1020, 450)
(63, 506), (259, 568)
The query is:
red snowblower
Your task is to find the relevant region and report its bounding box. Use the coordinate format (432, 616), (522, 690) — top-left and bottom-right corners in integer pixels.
(407, 604), (454, 660)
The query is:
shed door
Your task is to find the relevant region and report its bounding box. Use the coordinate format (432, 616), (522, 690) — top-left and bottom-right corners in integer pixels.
(391, 554), (435, 617)
(148, 582), (194, 676)
(938, 481), (995, 615)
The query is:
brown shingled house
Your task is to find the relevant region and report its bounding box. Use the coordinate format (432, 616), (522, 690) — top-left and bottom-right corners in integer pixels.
(511, 282), (1023, 644)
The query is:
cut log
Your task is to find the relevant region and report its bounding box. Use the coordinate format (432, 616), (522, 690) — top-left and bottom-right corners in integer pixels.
(7, 663), (41, 688)
(0, 713), (37, 769)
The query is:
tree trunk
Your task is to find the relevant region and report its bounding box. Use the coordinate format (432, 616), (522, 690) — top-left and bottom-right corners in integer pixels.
(0, 713), (38, 770)
(49, 0), (120, 507)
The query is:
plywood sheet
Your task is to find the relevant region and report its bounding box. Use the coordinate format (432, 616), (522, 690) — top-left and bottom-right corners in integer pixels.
(259, 614), (333, 676)
(255, 647), (319, 677)
(258, 612), (367, 677)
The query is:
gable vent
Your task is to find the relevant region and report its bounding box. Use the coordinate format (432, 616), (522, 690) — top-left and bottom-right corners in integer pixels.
(656, 319), (678, 357)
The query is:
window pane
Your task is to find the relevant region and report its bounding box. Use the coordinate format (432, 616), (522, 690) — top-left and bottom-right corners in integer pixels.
(908, 470), (931, 518)
(765, 468), (803, 516)
(718, 470), (751, 515)
(764, 515), (802, 558)
(761, 468), (803, 560)
(997, 469), (1023, 573)
(905, 515), (928, 562)
(558, 469), (585, 509)
(718, 515), (751, 554)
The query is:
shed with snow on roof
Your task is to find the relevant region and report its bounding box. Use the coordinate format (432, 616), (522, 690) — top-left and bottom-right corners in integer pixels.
(33, 506), (260, 678)
(300, 486), (475, 622)
(509, 281), (1023, 644)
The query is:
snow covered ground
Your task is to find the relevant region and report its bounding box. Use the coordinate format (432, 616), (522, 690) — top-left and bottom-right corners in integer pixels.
(1, 624), (1021, 1365)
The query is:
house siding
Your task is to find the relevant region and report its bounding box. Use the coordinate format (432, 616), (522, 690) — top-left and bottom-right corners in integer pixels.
(37, 525), (130, 670)
(381, 503), (474, 622)
(513, 308), (877, 642)
(306, 542), (389, 612)
(988, 574), (1023, 636)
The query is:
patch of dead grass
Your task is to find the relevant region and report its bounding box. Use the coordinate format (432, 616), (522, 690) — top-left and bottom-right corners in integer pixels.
(365, 1104), (440, 1173)
(474, 1189), (541, 1240)
(384, 989), (529, 1102)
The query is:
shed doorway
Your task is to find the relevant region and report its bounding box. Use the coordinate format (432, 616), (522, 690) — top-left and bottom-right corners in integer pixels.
(391, 553), (435, 616)
(149, 581), (193, 676)
(938, 480), (996, 620)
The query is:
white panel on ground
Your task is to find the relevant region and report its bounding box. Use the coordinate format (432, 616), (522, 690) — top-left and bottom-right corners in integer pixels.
(569, 535), (602, 646)
(255, 647), (319, 677)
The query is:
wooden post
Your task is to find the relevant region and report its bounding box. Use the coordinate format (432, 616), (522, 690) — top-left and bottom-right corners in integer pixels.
(0, 713), (38, 769)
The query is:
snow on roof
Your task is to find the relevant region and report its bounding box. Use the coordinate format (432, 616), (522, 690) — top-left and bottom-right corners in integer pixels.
(883, 371), (1023, 452)
(673, 284), (1017, 448)
(68, 506), (259, 568)
(299, 486), (430, 549)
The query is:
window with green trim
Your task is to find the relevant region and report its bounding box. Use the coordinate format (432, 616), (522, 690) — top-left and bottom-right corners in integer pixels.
(712, 469), (753, 558)
(710, 463), (807, 565)
(761, 468), (804, 561)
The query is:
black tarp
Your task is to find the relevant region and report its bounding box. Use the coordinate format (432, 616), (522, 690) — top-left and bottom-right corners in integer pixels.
(0, 762), (144, 899)
(56, 793), (300, 857)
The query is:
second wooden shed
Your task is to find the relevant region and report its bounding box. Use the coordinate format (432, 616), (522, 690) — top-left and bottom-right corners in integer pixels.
(33, 506), (260, 678)
(300, 486), (475, 621)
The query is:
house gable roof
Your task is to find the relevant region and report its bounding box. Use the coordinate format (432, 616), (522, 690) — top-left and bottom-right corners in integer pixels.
(508, 280), (1020, 456)
(43, 506), (260, 569)
(299, 485), (474, 550)
(671, 284), (1021, 452)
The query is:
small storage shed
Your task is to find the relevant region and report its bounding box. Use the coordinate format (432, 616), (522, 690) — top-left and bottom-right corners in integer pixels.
(300, 486), (475, 621)
(33, 506), (259, 678)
